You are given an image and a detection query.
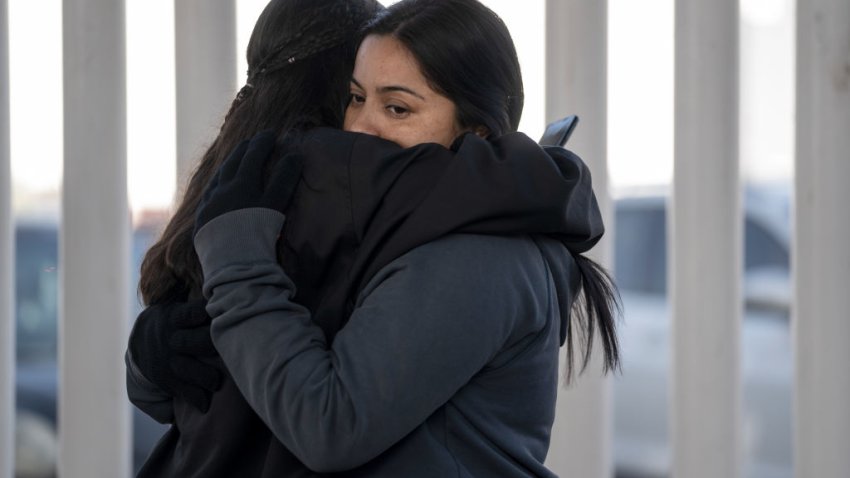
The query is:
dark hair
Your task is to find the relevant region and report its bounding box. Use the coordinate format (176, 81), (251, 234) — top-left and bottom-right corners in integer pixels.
(139, 0), (381, 305)
(368, 0), (620, 378)
(567, 255), (621, 380)
(365, 0), (524, 138)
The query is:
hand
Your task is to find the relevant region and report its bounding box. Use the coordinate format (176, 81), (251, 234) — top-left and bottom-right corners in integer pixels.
(128, 300), (223, 413)
(194, 130), (304, 237)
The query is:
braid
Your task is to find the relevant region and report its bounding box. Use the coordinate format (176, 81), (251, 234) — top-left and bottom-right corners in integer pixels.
(252, 19), (318, 75)
(262, 27), (348, 73)
(247, 1), (375, 82)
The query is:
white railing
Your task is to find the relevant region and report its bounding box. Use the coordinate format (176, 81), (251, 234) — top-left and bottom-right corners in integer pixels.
(1, 1), (14, 477)
(544, 1), (613, 477)
(58, 1), (238, 476)
(1, 1), (848, 477)
(59, 0), (131, 476)
(174, 0), (237, 185)
(793, 0), (850, 476)
(672, 0), (742, 476)
(544, 1), (850, 478)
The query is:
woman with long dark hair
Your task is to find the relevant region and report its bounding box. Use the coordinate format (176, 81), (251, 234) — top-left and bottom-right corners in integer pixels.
(155, 0), (619, 476)
(126, 1), (383, 476)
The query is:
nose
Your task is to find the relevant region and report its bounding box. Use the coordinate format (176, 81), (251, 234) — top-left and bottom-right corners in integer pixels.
(344, 107), (378, 136)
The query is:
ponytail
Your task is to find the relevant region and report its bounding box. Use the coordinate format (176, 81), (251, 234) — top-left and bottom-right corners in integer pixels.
(565, 254), (621, 382)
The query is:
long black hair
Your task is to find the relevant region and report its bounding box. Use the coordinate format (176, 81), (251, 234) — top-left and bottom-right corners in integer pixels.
(139, 0), (382, 305)
(366, 0), (620, 378)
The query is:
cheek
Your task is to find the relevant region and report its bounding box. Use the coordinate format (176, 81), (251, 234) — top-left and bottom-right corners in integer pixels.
(381, 127), (421, 149)
(419, 101), (462, 148)
(419, 116), (461, 148)
(342, 106), (355, 131)
(386, 120), (458, 149)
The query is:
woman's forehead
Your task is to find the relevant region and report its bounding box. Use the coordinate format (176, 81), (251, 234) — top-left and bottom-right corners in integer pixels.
(353, 35), (428, 92)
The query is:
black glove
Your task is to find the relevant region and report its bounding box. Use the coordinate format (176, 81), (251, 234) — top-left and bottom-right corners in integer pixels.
(194, 130), (304, 237)
(128, 300), (223, 413)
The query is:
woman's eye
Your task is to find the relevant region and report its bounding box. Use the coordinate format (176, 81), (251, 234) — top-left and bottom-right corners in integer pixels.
(349, 93), (365, 105)
(386, 105), (409, 117)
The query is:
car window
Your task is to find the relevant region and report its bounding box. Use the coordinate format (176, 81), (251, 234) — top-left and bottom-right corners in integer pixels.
(744, 219), (788, 271)
(614, 199), (790, 297)
(15, 223), (158, 363)
(614, 203), (667, 295)
(130, 227), (157, 316)
(15, 226), (59, 363)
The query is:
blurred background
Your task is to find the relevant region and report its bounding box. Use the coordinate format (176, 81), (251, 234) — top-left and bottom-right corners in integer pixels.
(7, 0), (798, 477)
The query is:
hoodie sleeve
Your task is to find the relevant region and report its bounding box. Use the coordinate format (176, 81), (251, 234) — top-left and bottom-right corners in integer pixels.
(194, 208), (551, 473)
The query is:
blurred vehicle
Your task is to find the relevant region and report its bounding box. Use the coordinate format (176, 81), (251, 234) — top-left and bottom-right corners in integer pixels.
(14, 216), (168, 478)
(612, 183), (792, 478)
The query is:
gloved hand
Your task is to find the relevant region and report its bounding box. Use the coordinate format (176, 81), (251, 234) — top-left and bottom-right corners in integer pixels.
(194, 130), (304, 237)
(128, 300), (223, 413)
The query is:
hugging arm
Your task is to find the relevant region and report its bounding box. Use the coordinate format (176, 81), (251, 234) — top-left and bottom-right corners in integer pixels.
(125, 346), (174, 424)
(125, 300), (223, 421)
(195, 210), (533, 472)
(190, 130), (569, 472)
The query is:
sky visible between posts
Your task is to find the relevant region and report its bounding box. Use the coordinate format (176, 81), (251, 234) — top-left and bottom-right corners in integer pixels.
(8, 0), (793, 216)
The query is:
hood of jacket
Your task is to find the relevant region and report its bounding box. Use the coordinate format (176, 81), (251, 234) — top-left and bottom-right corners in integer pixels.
(281, 128), (604, 343)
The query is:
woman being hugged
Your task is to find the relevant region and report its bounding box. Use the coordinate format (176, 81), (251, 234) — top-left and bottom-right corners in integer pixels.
(191, 0), (620, 476)
(127, 1), (382, 476)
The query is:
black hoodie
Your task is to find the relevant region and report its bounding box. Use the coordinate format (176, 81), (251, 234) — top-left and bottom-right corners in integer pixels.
(129, 129), (603, 477)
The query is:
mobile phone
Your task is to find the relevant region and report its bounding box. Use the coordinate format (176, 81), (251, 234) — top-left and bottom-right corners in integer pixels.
(538, 115), (579, 147)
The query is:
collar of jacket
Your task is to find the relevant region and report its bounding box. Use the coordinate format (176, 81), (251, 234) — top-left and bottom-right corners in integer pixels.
(279, 128), (604, 341)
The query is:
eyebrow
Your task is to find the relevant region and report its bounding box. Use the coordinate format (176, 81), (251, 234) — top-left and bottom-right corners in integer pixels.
(351, 77), (426, 101)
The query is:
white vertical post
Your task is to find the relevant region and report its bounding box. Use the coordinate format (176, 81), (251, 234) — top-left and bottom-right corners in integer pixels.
(671, 0), (740, 477)
(794, 0), (850, 476)
(0, 0), (14, 477)
(545, 1), (612, 477)
(174, 0), (236, 186)
(61, 0), (131, 476)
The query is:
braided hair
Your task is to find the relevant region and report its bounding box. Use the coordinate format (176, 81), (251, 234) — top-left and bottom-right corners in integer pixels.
(140, 0), (383, 305)
(252, 4), (368, 80)
(230, 0), (382, 118)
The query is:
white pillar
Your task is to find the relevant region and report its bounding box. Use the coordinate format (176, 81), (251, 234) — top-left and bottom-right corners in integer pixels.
(61, 1), (131, 476)
(671, 0), (741, 477)
(0, 1), (14, 477)
(545, 2), (612, 477)
(794, 0), (850, 476)
(174, 0), (237, 186)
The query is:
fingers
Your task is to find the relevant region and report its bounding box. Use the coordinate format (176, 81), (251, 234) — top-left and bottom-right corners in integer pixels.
(170, 326), (216, 356)
(236, 130), (277, 187)
(135, 301), (169, 325)
(170, 355), (223, 393)
(201, 167), (223, 206)
(218, 139), (251, 182)
(267, 152), (305, 210)
(171, 299), (211, 329)
(169, 300), (215, 355)
(174, 383), (212, 413)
